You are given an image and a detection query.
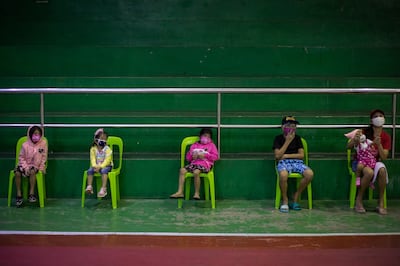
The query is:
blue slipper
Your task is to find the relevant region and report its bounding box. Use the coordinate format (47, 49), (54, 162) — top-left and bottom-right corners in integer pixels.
(289, 202), (302, 211)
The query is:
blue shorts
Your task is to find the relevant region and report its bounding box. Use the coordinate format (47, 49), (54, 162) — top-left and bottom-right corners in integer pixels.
(87, 166), (112, 175)
(277, 159), (309, 174)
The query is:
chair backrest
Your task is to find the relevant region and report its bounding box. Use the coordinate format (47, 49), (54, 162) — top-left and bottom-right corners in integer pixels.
(14, 136), (48, 168)
(346, 140), (354, 174)
(301, 137), (308, 166)
(180, 136), (200, 168)
(107, 136), (123, 172)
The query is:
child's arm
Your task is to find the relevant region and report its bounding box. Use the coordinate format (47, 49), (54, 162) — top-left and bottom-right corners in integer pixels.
(204, 143), (219, 162)
(99, 147), (113, 168)
(90, 147), (97, 167)
(18, 144), (28, 169)
(38, 144), (48, 172)
(186, 144), (195, 162)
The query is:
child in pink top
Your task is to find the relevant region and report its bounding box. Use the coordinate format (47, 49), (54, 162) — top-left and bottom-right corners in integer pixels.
(14, 125), (48, 207)
(170, 128), (219, 200)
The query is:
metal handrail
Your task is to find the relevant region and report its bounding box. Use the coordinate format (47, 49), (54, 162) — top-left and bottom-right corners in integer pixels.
(0, 87), (398, 158)
(1, 88), (400, 94)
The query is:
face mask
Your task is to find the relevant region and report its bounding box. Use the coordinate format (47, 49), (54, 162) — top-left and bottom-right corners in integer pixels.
(371, 117), (385, 127)
(97, 139), (106, 147)
(283, 127), (295, 136)
(200, 136), (211, 144)
(31, 134), (41, 142)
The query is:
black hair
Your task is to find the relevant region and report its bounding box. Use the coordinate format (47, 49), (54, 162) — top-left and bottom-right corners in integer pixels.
(199, 128), (213, 138)
(29, 126), (43, 140)
(91, 130), (108, 147)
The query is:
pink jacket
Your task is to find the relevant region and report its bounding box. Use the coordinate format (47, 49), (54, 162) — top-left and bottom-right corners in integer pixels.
(186, 141), (219, 170)
(18, 126), (48, 172)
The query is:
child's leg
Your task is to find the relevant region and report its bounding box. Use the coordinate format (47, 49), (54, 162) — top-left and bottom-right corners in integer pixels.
(101, 173), (108, 189)
(29, 173), (37, 195)
(97, 167), (111, 198)
(170, 167), (187, 198)
(85, 167), (95, 194)
(193, 169), (201, 199)
(279, 170), (289, 205)
(15, 171), (22, 197)
(356, 163), (364, 186)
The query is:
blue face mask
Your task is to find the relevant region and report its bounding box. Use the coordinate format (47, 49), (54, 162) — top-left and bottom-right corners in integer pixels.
(96, 139), (106, 147)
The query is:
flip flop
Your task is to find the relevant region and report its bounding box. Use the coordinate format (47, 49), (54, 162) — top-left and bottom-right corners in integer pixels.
(355, 206), (366, 213)
(279, 204), (289, 213)
(289, 202), (302, 211)
(169, 193), (184, 199)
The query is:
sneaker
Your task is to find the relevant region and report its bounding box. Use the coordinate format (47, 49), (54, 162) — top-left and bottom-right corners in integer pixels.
(16, 196), (23, 207)
(85, 185), (94, 194)
(97, 188), (107, 198)
(28, 194), (37, 203)
(356, 177), (361, 186)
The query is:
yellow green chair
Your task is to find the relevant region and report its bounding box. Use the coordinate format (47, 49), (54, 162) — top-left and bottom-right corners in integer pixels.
(347, 145), (386, 209)
(8, 136), (48, 208)
(178, 136), (216, 209)
(81, 136), (123, 209)
(274, 137), (312, 210)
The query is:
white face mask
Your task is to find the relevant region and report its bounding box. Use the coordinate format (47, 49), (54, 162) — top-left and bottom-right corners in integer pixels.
(371, 117), (385, 127)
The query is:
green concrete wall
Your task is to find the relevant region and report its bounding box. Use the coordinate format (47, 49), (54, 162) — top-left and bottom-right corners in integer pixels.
(1, 1), (399, 200)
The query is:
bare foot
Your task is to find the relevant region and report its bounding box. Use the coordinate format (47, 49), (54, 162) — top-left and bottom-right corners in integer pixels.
(169, 192), (184, 199)
(376, 207), (387, 215)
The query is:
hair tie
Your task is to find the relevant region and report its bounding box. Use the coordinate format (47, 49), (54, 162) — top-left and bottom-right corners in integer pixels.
(94, 128), (104, 138)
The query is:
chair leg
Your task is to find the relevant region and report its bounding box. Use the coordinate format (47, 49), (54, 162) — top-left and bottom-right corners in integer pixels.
(349, 174), (356, 209)
(204, 177), (210, 201)
(81, 171), (88, 208)
(109, 173), (118, 209)
(7, 171), (14, 207)
(208, 173), (215, 209)
(307, 183), (312, 210)
(36, 172), (45, 208)
(275, 176), (281, 209)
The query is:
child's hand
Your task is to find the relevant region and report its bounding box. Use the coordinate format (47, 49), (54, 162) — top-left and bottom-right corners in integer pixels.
(198, 153), (205, 159)
(94, 167), (101, 173)
(192, 154), (199, 160)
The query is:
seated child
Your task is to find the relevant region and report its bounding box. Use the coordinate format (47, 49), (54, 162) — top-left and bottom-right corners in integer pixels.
(14, 125), (48, 207)
(170, 128), (219, 200)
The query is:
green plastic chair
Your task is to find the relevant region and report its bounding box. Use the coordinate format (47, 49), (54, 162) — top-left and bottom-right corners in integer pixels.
(81, 136), (123, 209)
(274, 137), (312, 210)
(178, 136), (216, 209)
(7, 136), (48, 208)
(347, 144), (386, 209)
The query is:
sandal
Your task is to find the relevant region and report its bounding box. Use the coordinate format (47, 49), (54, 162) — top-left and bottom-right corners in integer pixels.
(169, 192), (184, 199)
(355, 206), (366, 213)
(97, 188), (107, 198)
(289, 202), (302, 211)
(85, 185), (94, 194)
(28, 194), (37, 203)
(279, 204), (289, 213)
(193, 195), (200, 200)
(16, 196), (23, 207)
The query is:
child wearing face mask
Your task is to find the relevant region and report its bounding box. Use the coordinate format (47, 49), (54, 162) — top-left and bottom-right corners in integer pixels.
(347, 109), (391, 214)
(85, 128), (113, 198)
(14, 125), (48, 207)
(170, 128), (219, 200)
(273, 116), (314, 213)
